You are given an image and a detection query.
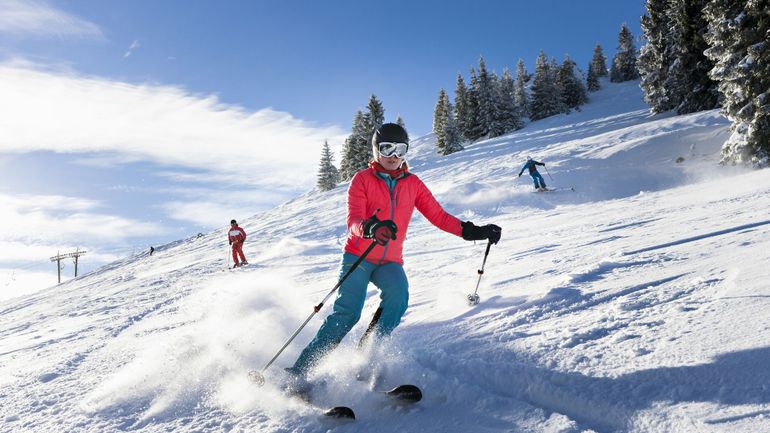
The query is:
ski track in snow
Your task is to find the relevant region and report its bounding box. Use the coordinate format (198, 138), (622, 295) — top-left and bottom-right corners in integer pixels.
(3, 80), (770, 433)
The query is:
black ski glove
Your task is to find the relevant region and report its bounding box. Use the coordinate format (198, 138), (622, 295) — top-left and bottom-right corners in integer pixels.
(461, 221), (502, 245)
(363, 216), (398, 246)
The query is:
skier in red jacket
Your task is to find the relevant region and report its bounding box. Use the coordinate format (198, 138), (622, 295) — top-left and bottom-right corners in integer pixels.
(228, 219), (248, 267)
(288, 123), (501, 377)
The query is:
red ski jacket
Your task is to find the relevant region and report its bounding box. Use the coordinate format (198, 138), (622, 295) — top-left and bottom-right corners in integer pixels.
(228, 225), (246, 244)
(345, 166), (463, 265)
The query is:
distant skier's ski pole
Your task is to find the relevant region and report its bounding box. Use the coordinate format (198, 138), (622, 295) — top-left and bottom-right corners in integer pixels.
(249, 240), (378, 386)
(467, 240), (493, 306)
(544, 165), (554, 181)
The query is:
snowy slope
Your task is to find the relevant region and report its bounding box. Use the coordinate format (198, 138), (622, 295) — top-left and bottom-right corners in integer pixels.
(3, 81), (770, 433)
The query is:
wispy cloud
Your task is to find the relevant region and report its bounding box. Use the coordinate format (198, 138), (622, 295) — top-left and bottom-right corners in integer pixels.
(0, 63), (347, 192)
(0, 192), (165, 246)
(124, 39), (140, 58)
(159, 187), (291, 227)
(0, 0), (105, 40)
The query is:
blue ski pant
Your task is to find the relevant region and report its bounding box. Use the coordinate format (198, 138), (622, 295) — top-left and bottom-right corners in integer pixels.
(530, 172), (546, 189)
(290, 253), (409, 375)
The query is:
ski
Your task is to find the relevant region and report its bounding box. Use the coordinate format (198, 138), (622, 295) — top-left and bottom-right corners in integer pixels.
(289, 385), (356, 420)
(248, 371), (356, 421)
(382, 384), (422, 403)
(533, 186), (574, 193)
(322, 406), (356, 419)
(287, 387), (356, 421)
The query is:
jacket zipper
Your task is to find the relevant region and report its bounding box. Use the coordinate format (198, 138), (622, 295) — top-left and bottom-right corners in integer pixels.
(375, 174), (398, 264)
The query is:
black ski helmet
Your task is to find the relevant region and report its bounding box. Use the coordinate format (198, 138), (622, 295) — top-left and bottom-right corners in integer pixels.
(230, 219), (237, 225)
(372, 123), (409, 153)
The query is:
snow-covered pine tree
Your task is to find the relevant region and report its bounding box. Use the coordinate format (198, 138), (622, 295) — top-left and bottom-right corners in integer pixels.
(488, 72), (505, 138)
(433, 89), (449, 154)
(444, 103), (463, 154)
(349, 94), (385, 173)
(610, 23), (640, 82)
(530, 50), (563, 120)
(591, 43), (609, 77)
(665, 0), (719, 114)
(338, 138), (354, 181)
(465, 68), (484, 141)
(557, 55), (588, 112)
(587, 44), (608, 92)
(497, 67), (523, 134)
(475, 57), (496, 139)
(316, 140), (339, 191)
(433, 89), (463, 155)
(513, 59), (530, 117)
(638, 0), (676, 112)
(364, 94), (385, 143)
(704, 0), (770, 166)
(352, 111), (372, 175)
(587, 62), (600, 92)
(396, 115), (406, 129)
(454, 73), (470, 141)
(339, 110), (367, 180)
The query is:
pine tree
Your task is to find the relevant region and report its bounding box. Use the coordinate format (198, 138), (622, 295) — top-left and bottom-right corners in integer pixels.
(316, 140), (339, 191)
(444, 105), (463, 154)
(363, 94), (385, 149)
(465, 68), (484, 141)
(453, 73), (470, 141)
(497, 67), (523, 133)
(339, 94), (386, 180)
(475, 57), (496, 139)
(488, 72), (505, 137)
(665, 0), (719, 114)
(587, 43), (608, 92)
(433, 89), (464, 155)
(557, 55), (588, 112)
(590, 43), (609, 77)
(587, 62), (600, 92)
(530, 50), (563, 120)
(352, 110), (371, 176)
(396, 115), (406, 129)
(638, 0), (676, 112)
(610, 24), (640, 82)
(704, 0), (770, 166)
(339, 110), (367, 180)
(513, 59), (530, 117)
(433, 89), (449, 154)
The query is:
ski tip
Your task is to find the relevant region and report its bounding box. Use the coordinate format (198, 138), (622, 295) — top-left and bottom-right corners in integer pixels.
(385, 384), (423, 402)
(323, 406), (355, 419)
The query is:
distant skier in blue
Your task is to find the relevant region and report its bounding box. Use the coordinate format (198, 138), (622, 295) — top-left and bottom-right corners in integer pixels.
(518, 156), (547, 191)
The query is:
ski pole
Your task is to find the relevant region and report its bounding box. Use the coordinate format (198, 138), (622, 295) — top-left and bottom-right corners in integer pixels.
(467, 241), (493, 306)
(249, 240), (378, 386)
(543, 165), (554, 181)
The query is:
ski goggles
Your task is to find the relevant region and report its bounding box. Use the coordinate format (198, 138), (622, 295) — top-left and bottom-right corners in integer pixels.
(377, 142), (409, 158)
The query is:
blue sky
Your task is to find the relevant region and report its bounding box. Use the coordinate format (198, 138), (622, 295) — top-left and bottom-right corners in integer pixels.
(0, 0), (644, 297)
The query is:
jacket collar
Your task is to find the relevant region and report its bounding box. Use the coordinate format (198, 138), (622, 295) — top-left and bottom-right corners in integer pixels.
(368, 160), (409, 179)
